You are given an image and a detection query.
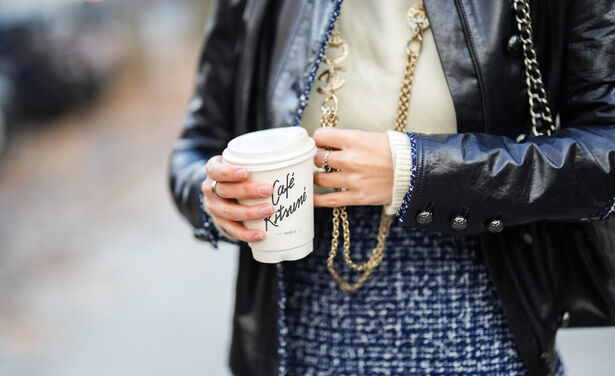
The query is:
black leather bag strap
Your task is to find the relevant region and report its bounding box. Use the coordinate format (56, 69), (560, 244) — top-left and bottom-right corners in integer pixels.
(512, 0), (557, 137)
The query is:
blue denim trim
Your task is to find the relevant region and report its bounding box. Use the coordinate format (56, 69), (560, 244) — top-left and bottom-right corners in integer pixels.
(198, 173), (220, 248)
(277, 262), (288, 376)
(396, 132), (417, 222)
(587, 196), (615, 220)
(292, 0), (344, 127)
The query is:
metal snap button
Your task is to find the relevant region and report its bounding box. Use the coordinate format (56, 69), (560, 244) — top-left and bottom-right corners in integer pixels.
(558, 311), (571, 328)
(451, 215), (468, 231)
(487, 218), (504, 233)
(416, 210), (433, 225)
(506, 34), (521, 54)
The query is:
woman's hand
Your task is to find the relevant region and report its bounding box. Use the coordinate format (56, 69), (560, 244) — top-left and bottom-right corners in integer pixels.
(313, 128), (393, 207)
(201, 156), (275, 242)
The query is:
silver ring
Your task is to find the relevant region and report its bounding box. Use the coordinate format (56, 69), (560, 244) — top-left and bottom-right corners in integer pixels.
(211, 180), (222, 199)
(323, 150), (332, 173)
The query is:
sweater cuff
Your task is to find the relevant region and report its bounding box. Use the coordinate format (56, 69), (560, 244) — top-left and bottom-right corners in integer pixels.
(384, 130), (413, 215)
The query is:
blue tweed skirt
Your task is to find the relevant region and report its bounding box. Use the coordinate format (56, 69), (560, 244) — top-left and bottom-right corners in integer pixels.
(277, 205), (566, 375)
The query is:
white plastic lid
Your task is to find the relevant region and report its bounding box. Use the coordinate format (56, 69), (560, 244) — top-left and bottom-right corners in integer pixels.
(222, 127), (316, 171)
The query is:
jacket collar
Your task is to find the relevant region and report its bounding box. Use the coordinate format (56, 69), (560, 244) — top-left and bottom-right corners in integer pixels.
(425, 0), (485, 133)
(266, 0), (507, 135)
(267, 0), (342, 130)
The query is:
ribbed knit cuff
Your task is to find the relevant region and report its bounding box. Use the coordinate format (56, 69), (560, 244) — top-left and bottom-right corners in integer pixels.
(384, 130), (412, 215)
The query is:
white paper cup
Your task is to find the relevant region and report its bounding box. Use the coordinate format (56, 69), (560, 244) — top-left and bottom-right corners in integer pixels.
(222, 127), (317, 263)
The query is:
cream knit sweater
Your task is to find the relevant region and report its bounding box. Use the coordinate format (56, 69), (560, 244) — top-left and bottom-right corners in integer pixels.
(207, 0), (458, 239)
(301, 0), (457, 215)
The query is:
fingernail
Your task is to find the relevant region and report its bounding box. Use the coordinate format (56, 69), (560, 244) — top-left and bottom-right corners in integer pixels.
(235, 169), (247, 179)
(259, 205), (273, 216)
(252, 232), (264, 241)
(258, 185), (272, 196)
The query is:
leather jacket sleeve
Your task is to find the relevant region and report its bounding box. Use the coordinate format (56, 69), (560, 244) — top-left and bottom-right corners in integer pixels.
(399, 1), (615, 235)
(168, 0), (246, 246)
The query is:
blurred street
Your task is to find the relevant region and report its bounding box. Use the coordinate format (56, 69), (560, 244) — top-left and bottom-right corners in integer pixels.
(0, 1), (613, 376)
(0, 2), (239, 375)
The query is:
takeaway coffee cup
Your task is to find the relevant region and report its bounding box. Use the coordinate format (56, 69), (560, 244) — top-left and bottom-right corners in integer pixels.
(222, 127), (317, 263)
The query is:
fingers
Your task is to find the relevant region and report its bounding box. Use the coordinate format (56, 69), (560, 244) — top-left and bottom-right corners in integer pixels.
(212, 181), (273, 200)
(313, 128), (362, 150)
(202, 155), (273, 201)
(206, 197), (275, 222)
(314, 190), (362, 207)
(205, 155), (249, 182)
(314, 149), (345, 171)
(313, 171), (352, 189)
(216, 217), (266, 242)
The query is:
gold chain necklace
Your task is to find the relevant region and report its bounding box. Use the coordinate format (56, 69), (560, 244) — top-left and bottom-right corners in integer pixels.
(317, 2), (430, 291)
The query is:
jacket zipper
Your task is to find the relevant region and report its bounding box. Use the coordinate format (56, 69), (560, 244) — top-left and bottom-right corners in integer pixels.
(453, 0), (489, 133)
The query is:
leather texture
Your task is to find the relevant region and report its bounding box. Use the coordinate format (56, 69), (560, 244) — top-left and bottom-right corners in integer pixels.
(167, 0), (615, 375)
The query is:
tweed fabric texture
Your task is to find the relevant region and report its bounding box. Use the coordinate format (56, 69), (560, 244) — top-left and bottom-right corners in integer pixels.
(588, 196), (615, 220)
(197, 173), (220, 248)
(279, 205), (566, 375)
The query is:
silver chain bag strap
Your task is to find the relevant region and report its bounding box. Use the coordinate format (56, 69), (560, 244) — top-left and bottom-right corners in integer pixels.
(512, 0), (557, 137)
(512, 0), (615, 328)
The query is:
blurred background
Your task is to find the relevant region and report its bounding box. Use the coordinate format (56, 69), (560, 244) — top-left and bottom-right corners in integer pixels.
(0, 0), (612, 375)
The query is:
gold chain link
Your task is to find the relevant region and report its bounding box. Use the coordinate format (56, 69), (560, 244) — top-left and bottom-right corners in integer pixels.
(320, 3), (429, 291)
(395, 49), (420, 133)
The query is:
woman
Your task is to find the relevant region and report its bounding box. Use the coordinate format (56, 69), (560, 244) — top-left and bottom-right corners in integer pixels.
(168, 0), (615, 375)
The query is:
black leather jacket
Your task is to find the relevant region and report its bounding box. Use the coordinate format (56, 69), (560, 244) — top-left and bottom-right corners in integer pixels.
(168, 1), (615, 375)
